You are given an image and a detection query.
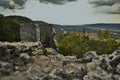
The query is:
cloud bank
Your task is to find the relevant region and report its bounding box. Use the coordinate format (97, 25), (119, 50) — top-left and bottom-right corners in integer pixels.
(89, 0), (120, 14)
(0, 0), (77, 10)
(0, 0), (27, 10)
(0, 0), (120, 14)
(39, 0), (77, 5)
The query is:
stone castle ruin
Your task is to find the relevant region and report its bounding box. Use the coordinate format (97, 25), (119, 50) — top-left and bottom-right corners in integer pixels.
(0, 14), (58, 50)
(0, 15), (57, 50)
(20, 23), (40, 42)
(0, 21), (57, 50)
(20, 22), (57, 50)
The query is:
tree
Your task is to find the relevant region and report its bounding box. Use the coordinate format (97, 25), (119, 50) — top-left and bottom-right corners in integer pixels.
(0, 17), (21, 41)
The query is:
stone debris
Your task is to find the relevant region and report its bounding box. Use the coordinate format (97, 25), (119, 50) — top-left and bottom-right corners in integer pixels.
(0, 42), (120, 80)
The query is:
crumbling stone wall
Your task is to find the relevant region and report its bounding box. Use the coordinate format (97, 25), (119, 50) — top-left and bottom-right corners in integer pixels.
(20, 22), (57, 50)
(37, 22), (57, 50)
(20, 23), (40, 42)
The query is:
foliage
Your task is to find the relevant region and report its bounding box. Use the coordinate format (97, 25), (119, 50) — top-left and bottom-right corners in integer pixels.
(0, 17), (21, 42)
(57, 31), (120, 58)
(6, 16), (33, 23)
(0, 14), (34, 42)
(98, 29), (114, 40)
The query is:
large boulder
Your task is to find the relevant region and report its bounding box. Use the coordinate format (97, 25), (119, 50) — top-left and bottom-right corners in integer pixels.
(108, 48), (120, 68)
(112, 74), (120, 80)
(99, 58), (109, 71)
(116, 63), (120, 74)
(109, 55), (120, 68)
(83, 51), (98, 62)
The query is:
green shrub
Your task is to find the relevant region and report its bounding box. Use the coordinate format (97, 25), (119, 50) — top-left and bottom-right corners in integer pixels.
(57, 31), (120, 58)
(0, 17), (21, 42)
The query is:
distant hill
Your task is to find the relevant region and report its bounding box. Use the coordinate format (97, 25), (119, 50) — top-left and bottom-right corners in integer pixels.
(55, 23), (120, 35)
(82, 23), (120, 30)
(56, 23), (120, 31)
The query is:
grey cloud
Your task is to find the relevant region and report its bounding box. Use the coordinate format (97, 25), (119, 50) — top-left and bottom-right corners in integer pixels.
(89, 0), (115, 6)
(14, 0), (27, 6)
(0, 0), (27, 10)
(0, 0), (77, 10)
(89, 0), (120, 14)
(39, 0), (77, 5)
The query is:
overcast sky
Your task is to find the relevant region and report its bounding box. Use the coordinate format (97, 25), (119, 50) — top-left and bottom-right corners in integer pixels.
(0, 0), (120, 25)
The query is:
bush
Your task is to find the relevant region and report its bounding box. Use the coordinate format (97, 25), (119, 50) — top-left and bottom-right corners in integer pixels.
(57, 32), (120, 58)
(0, 17), (21, 42)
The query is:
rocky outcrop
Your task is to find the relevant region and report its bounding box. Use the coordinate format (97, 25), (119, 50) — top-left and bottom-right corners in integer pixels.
(0, 42), (120, 80)
(0, 42), (43, 77)
(0, 15), (57, 50)
(35, 21), (57, 50)
(20, 22), (57, 50)
(20, 23), (40, 42)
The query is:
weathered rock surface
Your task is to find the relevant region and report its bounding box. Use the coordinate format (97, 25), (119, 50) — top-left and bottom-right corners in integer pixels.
(0, 42), (120, 80)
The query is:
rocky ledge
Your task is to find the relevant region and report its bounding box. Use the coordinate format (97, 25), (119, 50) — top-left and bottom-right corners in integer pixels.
(0, 42), (120, 80)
